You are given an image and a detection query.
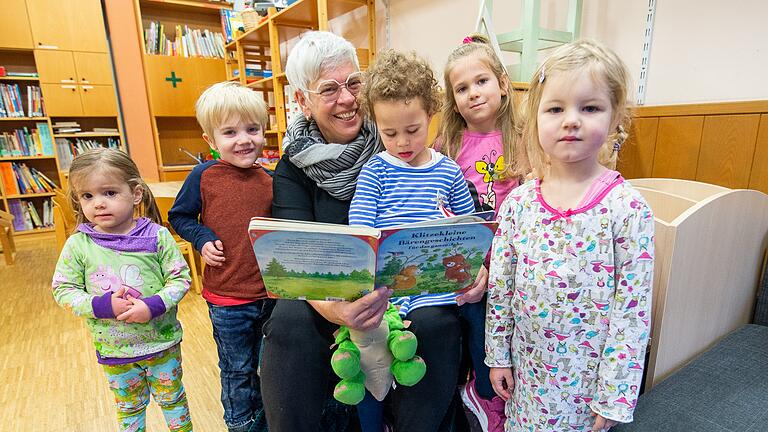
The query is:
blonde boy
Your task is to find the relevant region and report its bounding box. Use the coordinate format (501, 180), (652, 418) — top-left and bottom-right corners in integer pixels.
(169, 81), (274, 432)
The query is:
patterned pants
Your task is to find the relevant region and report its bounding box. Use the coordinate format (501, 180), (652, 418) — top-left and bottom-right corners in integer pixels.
(102, 345), (193, 432)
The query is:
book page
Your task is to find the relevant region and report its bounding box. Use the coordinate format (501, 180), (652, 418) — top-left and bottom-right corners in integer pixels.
(250, 229), (377, 301)
(249, 217), (379, 237)
(395, 210), (496, 228)
(376, 222), (496, 297)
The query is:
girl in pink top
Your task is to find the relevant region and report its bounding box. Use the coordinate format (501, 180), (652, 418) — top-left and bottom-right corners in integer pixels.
(436, 34), (529, 432)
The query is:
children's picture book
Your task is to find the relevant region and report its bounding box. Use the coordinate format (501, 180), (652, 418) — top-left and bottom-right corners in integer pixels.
(248, 212), (497, 301)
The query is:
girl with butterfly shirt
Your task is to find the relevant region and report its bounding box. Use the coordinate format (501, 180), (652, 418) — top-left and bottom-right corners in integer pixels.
(435, 34), (529, 432)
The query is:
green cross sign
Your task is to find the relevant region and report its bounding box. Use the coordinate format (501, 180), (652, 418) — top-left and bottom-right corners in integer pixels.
(165, 71), (182, 88)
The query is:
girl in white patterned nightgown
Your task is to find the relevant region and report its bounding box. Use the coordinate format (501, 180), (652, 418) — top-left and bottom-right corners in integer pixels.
(486, 40), (654, 432)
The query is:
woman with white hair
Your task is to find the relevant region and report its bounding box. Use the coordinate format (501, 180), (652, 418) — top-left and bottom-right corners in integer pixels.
(259, 31), (465, 431)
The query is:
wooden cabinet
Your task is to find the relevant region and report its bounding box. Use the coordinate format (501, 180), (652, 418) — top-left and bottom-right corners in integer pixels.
(35, 50), (117, 117)
(26, 0), (107, 52)
(40, 84), (83, 116)
(130, 0), (233, 180)
(73, 52), (113, 85)
(0, 0), (34, 49)
(35, 50), (112, 84)
(80, 85), (118, 116)
(144, 56), (224, 117)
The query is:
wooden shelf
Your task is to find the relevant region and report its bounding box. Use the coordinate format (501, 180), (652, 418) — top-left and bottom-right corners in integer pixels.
(246, 76), (274, 91)
(0, 117), (48, 121)
(15, 227), (55, 235)
(0, 155), (56, 161)
(272, 0), (367, 28)
(54, 132), (121, 138)
(7, 192), (55, 199)
(0, 76), (40, 81)
(139, 0), (232, 13)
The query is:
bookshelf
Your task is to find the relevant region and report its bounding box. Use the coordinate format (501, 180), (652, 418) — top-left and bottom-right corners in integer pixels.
(0, 47), (60, 235)
(225, 0), (376, 170)
(133, 0), (231, 181)
(0, 0), (125, 235)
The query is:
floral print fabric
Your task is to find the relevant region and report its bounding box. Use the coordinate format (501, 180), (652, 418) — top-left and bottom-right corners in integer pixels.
(486, 178), (654, 430)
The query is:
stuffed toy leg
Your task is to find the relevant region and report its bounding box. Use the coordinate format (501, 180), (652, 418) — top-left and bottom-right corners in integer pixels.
(331, 304), (427, 405)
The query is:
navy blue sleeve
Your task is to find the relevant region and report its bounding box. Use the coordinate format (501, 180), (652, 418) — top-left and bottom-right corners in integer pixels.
(168, 161), (218, 252)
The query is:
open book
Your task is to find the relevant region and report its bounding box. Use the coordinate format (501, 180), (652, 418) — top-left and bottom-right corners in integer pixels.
(248, 212), (497, 301)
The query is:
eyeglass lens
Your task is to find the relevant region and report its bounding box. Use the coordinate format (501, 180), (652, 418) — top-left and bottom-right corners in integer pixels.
(317, 73), (363, 99)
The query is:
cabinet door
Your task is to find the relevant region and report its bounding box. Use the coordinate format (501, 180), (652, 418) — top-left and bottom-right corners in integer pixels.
(41, 83), (84, 116)
(144, 56), (197, 117)
(80, 85), (117, 116)
(194, 58), (227, 98)
(69, 0), (108, 52)
(0, 0), (34, 49)
(73, 52), (113, 85)
(26, 0), (74, 50)
(34, 50), (77, 84)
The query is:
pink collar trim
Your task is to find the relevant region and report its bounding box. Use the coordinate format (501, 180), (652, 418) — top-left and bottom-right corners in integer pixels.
(535, 175), (624, 222)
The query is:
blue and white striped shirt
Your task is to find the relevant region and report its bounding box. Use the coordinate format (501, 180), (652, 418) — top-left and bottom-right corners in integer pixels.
(349, 150), (475, 315)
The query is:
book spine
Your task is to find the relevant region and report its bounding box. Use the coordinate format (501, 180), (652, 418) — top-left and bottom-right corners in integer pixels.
(8, 200), (26, 231)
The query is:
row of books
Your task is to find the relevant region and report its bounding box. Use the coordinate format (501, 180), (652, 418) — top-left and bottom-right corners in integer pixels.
(144, 22), (226, 59)
(0, 123), (54, 157)
(0, 162), (58, 196)
(0, 84), (44, 118)
(220, 9), (244, 42)
(55, 137), (121, 170)
(52, 121), (82, 134)
(7, 198), (53, 231)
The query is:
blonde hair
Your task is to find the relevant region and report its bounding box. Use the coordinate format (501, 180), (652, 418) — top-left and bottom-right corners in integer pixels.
(359, 49), (441, 122)
(68, 148), (161, 229)
(524, 39), (631, 177)
(195, 81), (269, 138)
(440, 34), (525, 178)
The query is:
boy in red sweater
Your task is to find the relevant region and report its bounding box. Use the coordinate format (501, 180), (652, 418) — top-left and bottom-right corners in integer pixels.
(169, 82), (273, 432)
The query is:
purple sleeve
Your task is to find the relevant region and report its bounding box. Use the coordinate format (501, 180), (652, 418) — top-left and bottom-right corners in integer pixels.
(92, 291), (115, 319)
(143, 295), (167, 319)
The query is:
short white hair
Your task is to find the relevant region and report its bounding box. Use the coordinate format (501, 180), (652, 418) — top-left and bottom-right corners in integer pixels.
(285, 31), (359, 93)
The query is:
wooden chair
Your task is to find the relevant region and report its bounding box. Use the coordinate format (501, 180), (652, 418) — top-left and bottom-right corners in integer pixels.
(155, 196), (202, 295)
(52, 189), (76, 253)
(0, 210), (16, 265)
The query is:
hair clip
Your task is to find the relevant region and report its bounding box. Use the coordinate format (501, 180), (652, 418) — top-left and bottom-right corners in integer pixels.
(538, 68), (546, 84)
(613, 140), (621, 152)
(462, 36), (474, 44)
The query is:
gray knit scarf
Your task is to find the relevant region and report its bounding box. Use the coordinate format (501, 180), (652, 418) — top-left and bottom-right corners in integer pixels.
(282, 116), (381, 200)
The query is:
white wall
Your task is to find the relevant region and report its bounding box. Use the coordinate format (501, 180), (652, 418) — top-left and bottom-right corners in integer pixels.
(335, 0), (768, 106)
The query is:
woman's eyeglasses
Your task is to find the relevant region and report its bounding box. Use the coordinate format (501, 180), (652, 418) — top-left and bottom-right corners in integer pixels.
(305, 72), (364, 102)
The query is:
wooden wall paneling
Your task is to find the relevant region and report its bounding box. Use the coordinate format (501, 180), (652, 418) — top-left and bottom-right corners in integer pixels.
(651, 116), (704, 180)
(749, 114), (768, 194)
(0, 0), (34, 49)
(696, 114), (760, 189)
(618, 117), (659, 179)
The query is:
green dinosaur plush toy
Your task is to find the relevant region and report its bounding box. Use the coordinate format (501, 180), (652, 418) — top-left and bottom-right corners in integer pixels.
(331, 304), (427, 405)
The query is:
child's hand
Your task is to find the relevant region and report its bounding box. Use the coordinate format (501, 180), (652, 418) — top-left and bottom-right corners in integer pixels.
(202, 240), (225, 267)
(111, 287), (131, 316)
(116, 296), (152, 323)
(456, 265), (487, 305)
(590, 411), (618, 431)
(489, 367), (514, 401)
